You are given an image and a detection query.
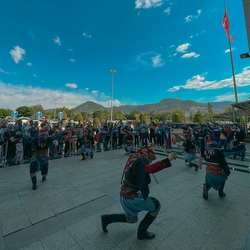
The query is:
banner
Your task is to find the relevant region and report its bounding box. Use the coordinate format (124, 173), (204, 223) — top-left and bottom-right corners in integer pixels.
(171, 129), (186, 148)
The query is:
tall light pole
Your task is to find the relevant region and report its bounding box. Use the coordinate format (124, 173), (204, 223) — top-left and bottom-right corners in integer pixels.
(109, 70), (116, 122)
(176, 96), (180, 110)
(54, 99), (57, 120)
(107, 97), (110, 120)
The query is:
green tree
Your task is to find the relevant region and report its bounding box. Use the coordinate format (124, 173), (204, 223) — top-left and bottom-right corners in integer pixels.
(46, 112), (55, 119)
(0, 109), (11, 118)
(172, 109), (185, 120)
(102, 110), (110, 120)
(75, 113), (83, 122)
(93, 110), (103, 120)
(225, 106), (232, 112)
(193, 113), (204, 123)
(139, 113), (147, 121)
(127, 110), (141, 120)
(113, 110), (123, 120)
(81, 111), (89, 121)
(93, 117), (100, 128)
(173, 113), (183, 123)
(63, 111), (68, 120)
(207, 102), (213, 114)
(148, 109), (157, 119)
(30, 104), (46, 116)
(16, 106), (34, 118)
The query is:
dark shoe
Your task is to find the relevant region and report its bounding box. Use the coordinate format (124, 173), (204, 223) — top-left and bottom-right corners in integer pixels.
(101, 214), (127, 233)
(81, 153), (85, 160)
(31, 176), (37, 190)
(203, 183), (208, 200)
(241, 158), (244, 161)
(90, 152), (93, 159)
(219, 181), (226, 197)
(137, 212), (156, 240)
(42, 177), (46, 182)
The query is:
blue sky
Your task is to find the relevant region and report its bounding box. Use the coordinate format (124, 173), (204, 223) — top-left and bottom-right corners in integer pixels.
(0, 0), (249, 110)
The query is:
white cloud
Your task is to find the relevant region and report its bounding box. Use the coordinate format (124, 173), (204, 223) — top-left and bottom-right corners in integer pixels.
(137, 52), (165, 68)
(173, 53), (177, 56)
(65, 83), (77, 89)
(164, 7), (171, 15)
(70, 59), (75, 62)
(85, 88), (89, 90)
(0, 68), (10, 74)
(152, 54), (165, 67)
(185, 9), (202, 22)
(167, 66), (250, 92)
(170, 45), (175, 48)
(10, 46), (26, 63)
(92, 90), (98, 93)
(215, 92), (250, 102)
(181, 52), (200, 58)
(82, 33), (91, 38)
(0, 81), (118, 109)
(26, 62), (32, 66)
(225, 48), (235, 53)
(68, 48), (73, 51)
(53, 36), (61, 46)
(135, 0), (164, 9)
(33, 74), (37, 77)
(99, 99), (121, 107)
(176, 43), (190, 53)
(190, 35), (193, 38)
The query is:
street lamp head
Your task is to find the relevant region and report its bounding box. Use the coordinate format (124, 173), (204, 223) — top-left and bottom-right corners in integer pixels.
(110, 70), (116, 73)
(240, 53), (250, 59)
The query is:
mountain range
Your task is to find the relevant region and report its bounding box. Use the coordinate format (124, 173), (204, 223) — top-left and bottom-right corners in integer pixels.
(46, 98), (232, 114)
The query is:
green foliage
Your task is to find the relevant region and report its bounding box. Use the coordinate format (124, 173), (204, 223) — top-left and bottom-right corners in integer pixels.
(113, 110), (123, 120)
(172, 109), (185, 120)
(93, 117), (100, 128)
(0, 109), (11, 118)
(30, 104), (46, 116)
(16, 106), (34, 118)
(139, 113), (147, 121)
(225, 106), (233, 112)
(193, 113), (204, 123)
(102, 110), (110, 120)
(204, 112), (213, 122)
(155, 111), (171, 122)
(148, 109), (157, 119)
(81, 111), (89, 121)
(135, 118), (140, 124)
(127, 110), (141, 120)
(93, 110), (103, 120)
(173, 113), (183, 123)
(207, 102), (213, 114)
(63, 111), (68, 120)
(75, 113), (83, 122)
(46, 112), (56, 118)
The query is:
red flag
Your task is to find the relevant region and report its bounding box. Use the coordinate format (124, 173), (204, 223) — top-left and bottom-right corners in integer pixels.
(223, 10), (234, 42)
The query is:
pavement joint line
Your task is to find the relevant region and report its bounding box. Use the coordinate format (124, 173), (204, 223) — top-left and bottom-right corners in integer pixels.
(2, 194), (107, 238)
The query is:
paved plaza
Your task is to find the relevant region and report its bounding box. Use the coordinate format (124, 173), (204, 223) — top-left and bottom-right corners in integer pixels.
(0, 147), (250, 250)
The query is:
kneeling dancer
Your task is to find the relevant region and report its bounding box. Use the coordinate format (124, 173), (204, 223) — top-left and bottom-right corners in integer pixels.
(19, 129), (65, 190)
(101, 148), (177, 240)
(201, 141), (231, 200)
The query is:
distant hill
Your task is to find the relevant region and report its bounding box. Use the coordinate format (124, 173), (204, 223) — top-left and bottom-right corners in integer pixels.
(45, 99), (232, 114)
(74, 101), (106, 113)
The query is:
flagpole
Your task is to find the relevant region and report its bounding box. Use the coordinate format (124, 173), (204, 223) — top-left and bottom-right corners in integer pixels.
(224, 2), (238, 103)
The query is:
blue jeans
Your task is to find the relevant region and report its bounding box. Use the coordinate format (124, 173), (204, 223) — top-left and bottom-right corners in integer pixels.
(219, 140), (227, 150)
(141, 133), (148, 147)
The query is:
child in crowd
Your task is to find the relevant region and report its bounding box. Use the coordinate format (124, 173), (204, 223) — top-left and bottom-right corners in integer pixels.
(15, 138), (23, 164)
(71, 131), (78, 155)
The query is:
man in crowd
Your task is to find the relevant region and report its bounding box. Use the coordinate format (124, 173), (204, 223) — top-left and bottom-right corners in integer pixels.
(140, 120), (148, 147)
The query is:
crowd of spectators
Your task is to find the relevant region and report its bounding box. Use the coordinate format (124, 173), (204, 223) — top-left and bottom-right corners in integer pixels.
(0, 117), (246, 166)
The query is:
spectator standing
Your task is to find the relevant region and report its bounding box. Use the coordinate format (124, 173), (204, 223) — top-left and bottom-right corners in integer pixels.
(140, 120), (148, 147)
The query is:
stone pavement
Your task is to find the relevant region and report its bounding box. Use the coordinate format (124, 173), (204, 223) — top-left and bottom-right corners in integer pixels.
(0, 147), (250, 250)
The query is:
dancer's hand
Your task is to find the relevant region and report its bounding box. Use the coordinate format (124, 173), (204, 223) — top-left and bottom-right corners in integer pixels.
(168, 152), (177, 161)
